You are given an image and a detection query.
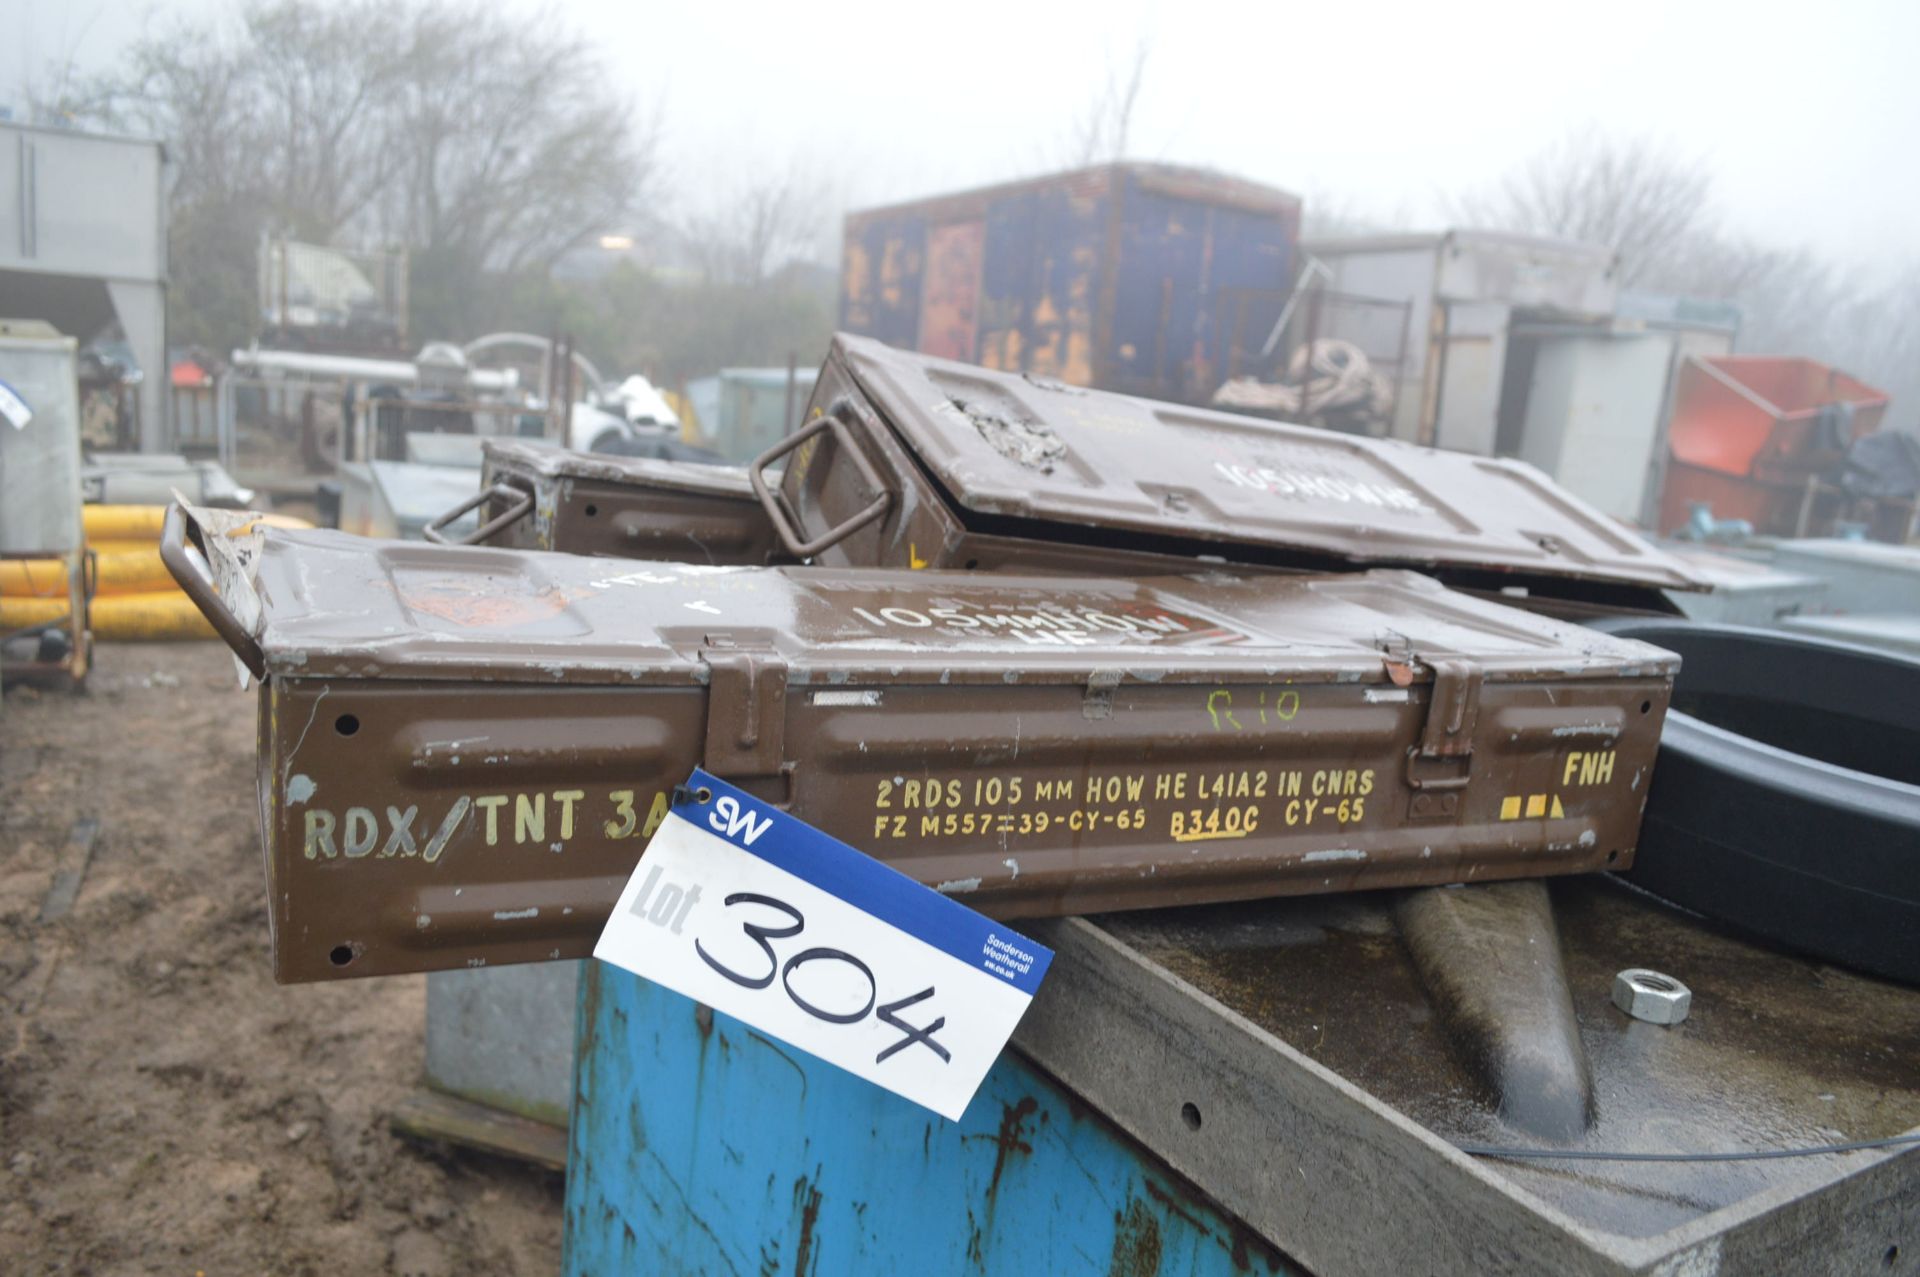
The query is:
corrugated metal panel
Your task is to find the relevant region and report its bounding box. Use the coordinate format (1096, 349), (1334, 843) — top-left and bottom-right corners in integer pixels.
(915, 221), (984, 362)
(839, 213), (924, 350)
(976, 188), (1041, 374)
(1109, 178), (1207, 398)
(1025, 182), (1104, 386)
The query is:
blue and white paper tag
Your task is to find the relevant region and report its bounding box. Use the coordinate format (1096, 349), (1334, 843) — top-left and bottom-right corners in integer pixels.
(0, 379), (31, 431)
(594, 770), (1053, 1121)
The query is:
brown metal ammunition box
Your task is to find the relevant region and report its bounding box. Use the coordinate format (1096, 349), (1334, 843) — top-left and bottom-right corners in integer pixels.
(465, 439), (780, 565)
(172, 510), (1677, 983)
(770, 334), (1704, 611)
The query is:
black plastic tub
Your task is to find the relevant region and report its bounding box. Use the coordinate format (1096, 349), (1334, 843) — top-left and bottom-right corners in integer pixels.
(1589, 618), (1920, 985)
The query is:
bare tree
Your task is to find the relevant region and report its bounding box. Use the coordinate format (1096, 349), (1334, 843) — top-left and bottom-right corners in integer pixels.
(1456, 125), (1920, 433)
(1452, 127), (1713, 286)
(72, 2), (413, 240)
(681, 164), (834, 288)
(1060, 39), (1151, 167)
(65, 0), (660, 345)
(376, 4), (659, 273)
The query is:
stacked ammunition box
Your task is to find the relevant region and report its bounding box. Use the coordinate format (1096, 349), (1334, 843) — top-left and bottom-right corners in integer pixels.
(172, 335), (1701, 982)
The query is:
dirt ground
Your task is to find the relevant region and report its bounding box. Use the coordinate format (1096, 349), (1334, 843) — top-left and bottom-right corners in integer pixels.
(1, 641), (564, 1277)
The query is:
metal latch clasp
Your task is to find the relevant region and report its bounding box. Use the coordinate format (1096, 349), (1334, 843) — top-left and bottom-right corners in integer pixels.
(700, 633), (789, 777)
(1406, 657), (1482, 791)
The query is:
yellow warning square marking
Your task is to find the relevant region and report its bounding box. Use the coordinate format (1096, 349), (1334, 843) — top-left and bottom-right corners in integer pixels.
(1525, 793), (1547, 818)
(1499, 795), (1522, 821)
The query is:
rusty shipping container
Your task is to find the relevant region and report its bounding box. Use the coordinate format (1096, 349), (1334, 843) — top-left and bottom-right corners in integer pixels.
(842, 163), (1300, 404)
(166, 507), (1677, 983)
(764, 334), (1705, 613)
(460, 439), (781, 565)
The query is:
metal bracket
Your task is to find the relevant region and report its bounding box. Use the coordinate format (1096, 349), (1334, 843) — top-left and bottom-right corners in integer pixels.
(1406, 658), (1481, 791)
(1082, 669), (1123, 721)
(699, 633), (789, 777)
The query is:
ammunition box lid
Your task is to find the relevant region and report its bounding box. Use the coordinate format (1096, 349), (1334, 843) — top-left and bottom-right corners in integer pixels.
(227, 526), (1676, 688)
(829, 334), (1705, 593)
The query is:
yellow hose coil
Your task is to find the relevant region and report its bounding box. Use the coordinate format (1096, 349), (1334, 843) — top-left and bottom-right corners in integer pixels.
(0, 559), (78, 598)
(0, 548), (176, 597)
(91, 592), (218, 640)
(0, 592), (216, 640)
(82, 505), (170, 540)
(86, 537), (161, 557)
(0, 597), (71, 626)
(80, 505), (315, 542)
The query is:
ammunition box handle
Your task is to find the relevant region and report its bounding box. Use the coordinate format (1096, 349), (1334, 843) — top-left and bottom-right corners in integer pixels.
(159, 503), (267, 680)
(749, 407), (892, 559)
(423, 483), (534, 546)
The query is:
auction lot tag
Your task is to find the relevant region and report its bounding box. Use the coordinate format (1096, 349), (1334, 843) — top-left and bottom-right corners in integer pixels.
(594, 770), (1053, 1121)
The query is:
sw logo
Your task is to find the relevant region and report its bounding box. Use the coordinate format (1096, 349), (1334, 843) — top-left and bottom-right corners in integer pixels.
(708, 794), (773, 846)
(706, 798), (771, 844)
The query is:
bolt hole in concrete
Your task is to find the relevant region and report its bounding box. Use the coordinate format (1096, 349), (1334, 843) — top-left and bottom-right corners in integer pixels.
(328, 944), (355, 967)
(334, 713), (360, 737)
(1181, 1102), (1202, 1131)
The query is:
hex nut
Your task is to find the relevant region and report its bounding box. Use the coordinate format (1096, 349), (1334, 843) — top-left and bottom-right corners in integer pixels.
(1612, 969), (1691, 1026)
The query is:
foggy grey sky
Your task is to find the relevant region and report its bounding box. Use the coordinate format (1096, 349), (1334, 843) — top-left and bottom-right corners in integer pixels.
(8, 0), (1918, 273)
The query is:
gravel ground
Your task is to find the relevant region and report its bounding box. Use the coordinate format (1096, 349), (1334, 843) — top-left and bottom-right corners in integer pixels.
(1, 641), (563, 1276)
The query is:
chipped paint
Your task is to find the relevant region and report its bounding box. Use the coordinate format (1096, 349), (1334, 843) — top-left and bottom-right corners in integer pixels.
(812, 690), (882, 707)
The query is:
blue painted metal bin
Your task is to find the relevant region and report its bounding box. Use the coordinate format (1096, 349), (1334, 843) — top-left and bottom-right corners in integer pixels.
(565, 963), (1293, 1277)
